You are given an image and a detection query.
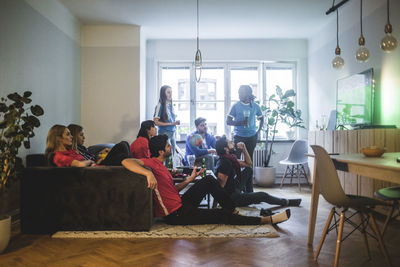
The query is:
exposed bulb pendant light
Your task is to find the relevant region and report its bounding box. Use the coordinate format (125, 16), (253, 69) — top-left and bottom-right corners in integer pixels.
(380, 0), (397, 52)
(332, 9), (344, 69)
(194, 0), (202, 82)
(355, 0), (370, 62)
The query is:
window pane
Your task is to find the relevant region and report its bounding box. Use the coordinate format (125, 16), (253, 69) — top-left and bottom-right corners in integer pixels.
(196, 102), (225, 137)
(265, 67), (294, 139)
(230, 67), (259, 102)
(196, 68), (224, 102)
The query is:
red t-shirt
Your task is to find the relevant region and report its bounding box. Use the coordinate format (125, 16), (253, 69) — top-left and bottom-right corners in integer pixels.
(141, 158), (182, 217)
(53, 150), (85, 167)
(130, 137), (150, 159)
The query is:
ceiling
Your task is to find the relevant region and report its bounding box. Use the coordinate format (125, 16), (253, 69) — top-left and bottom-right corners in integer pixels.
(59, 0), (335, 40)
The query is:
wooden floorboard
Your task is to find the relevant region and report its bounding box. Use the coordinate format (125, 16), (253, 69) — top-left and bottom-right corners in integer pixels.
(1, 186), (399, 266)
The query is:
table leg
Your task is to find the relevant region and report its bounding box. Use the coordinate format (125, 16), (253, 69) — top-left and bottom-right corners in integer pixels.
(308, 158), (320, 246)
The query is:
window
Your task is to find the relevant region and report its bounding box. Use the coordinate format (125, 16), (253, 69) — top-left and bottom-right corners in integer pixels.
(159, 62), (296, 141)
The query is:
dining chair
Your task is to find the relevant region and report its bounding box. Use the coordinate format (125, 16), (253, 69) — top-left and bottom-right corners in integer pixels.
(311, 145), (392, 267)
(374, 186), (400, 237)
(279, 139), (309, 191)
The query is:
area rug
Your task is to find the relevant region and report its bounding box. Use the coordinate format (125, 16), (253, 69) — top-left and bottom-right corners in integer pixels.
(52, 207), (279, 239)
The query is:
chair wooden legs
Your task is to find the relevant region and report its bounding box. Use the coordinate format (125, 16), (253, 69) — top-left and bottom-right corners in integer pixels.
(381, 201), (398, 237)
(369, 212), (392, 267)
(280, 166), (290, 189)
(315, 207), (335, 261)
(358, 212), (371, 260)
(334, 211), (345, 267)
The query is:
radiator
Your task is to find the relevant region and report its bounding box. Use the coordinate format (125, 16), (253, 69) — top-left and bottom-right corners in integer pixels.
(252, 148), (266, 168)
(252, 147), (287, 177)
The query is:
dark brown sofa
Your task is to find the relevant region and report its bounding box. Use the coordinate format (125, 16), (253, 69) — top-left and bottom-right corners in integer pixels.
(21, 154), (153, 234)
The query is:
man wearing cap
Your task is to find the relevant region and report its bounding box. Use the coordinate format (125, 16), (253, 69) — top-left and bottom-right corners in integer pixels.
(184, 117), (216, 167)
(227, 85), (264, 161)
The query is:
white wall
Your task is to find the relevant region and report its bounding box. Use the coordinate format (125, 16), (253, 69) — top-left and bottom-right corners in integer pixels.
(81, 25), (142, 145)
(146, 39), (309, 138)
(308, 0), (400, 129)
(0, 0), (81, 157)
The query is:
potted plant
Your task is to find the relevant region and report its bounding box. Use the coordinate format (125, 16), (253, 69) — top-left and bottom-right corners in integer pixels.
(254, 86), (305, 187)
(0, 91), (44, 253)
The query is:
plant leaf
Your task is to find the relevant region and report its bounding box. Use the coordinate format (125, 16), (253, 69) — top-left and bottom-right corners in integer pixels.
(30, 105), (44, 116)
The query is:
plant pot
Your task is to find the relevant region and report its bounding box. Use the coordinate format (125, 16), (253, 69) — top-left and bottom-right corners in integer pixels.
(286, 130), (295, 140)
(0, 215), (11, 253)
(254, 166), (276, 187)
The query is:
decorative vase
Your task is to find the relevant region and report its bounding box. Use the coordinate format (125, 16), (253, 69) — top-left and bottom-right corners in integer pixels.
(254, 166), (276, 187)
(0, 215), (11, 253)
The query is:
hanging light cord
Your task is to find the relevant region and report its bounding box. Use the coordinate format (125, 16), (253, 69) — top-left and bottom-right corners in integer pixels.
(360, 0), (363, 36)
(336, 10), (339, 47)
(386, 0), (390, 24)
(196, 0), (199, 50)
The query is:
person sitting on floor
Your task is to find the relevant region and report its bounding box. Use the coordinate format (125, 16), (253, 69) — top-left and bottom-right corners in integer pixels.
(122, 134), (291, 226)
(46, 124), (130, 167)
(215, 135), (301, 208)
(130, 120), (157, 159)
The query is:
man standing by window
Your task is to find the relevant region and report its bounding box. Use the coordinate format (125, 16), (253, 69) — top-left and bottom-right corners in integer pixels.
(227, 85), (264, 163)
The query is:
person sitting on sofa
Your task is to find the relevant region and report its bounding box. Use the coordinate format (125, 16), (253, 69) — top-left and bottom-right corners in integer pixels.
(122, 134), (291, 225)
(184, 117), (216, 165)
(215, 135), (301, 209)
(68, 124), (110, 164)
(46, 124), (131, 167)
(130, 120), (157, 159)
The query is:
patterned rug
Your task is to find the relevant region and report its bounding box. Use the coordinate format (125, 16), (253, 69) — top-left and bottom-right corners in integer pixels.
(52, 207), (279, 239)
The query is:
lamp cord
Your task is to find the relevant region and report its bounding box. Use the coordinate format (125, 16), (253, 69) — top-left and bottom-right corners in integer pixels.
(336, 10), (339, 47)
(360, 0), (363, 36)
(197, 0), (199, 50)
(387, 0), (390, 24)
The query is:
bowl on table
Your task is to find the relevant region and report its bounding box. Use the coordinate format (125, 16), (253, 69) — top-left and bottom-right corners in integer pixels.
(361, 146), (386, 157)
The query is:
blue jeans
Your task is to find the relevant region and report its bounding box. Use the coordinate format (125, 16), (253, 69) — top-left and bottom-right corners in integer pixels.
(159, 130), (176, 157)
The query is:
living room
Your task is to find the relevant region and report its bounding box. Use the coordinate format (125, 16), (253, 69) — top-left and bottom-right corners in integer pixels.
(1, 0), (400, 266)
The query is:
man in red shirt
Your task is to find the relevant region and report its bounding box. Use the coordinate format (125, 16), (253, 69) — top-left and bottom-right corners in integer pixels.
(122, 135), (291, 225)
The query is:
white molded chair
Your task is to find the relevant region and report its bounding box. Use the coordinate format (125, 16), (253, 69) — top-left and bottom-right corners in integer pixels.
(279, 139), (309, 191)
(311, 145), (392, 267)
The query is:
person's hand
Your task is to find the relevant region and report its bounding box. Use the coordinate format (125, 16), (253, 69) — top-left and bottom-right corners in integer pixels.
(88, 160), (96, 166)
(146, 173), (158, 189)
(175, 120), (181, 126)
(236, 142), (246, 150)
(189, 167), (205, 181)
(208, 149), (216, 154)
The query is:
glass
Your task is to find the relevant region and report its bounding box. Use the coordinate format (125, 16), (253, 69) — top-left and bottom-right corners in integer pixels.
(243, 110), (250, 128)
(187, 155), (196, 168)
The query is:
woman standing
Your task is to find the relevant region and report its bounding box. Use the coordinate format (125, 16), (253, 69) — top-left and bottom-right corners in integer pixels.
(130, 120), (157, 159)
(153, 85), (180, 157)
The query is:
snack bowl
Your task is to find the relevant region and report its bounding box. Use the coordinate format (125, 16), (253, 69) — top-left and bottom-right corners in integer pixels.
(361, 146), (386, 157)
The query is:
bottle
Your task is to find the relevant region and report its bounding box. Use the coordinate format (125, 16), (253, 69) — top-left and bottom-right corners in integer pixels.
(202, 158), (206, 178)
(167, 156), (173, 171)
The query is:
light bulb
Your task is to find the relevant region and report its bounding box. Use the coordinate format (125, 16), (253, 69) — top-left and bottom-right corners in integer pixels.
(356, 45), (370, 62)
(381, 33), (398, 52)
(332, 55), (344, 69)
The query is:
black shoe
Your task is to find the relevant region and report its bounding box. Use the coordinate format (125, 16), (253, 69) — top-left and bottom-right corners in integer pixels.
(288, 199), (302, 206)
(260, 208), (276, 217)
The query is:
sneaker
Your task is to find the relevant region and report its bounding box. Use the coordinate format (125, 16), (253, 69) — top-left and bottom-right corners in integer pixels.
(288, 199), (302, 206)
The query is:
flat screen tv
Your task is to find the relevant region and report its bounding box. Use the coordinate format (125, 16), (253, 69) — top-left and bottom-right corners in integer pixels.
(336, 68), (374, 129)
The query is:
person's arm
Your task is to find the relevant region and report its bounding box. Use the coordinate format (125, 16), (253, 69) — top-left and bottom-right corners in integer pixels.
(226, 115), (247, 126)
(70, 159), (95, 167)
(122, 158), (158, 189)
(154, 117), (180, 127)
(236, 142), (252, 167)
(257, 116), (264, 136)
(217, 172), (229, 188)
(175, 167), (205, 192)
(189, 142), (210, 157)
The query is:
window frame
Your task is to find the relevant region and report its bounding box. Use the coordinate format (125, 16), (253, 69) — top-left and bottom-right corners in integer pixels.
(158, 61), (298, 140)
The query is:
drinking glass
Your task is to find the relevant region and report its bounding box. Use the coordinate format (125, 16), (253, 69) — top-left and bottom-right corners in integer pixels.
(243, 110), (250, 128)
(187, 155), (196, 168)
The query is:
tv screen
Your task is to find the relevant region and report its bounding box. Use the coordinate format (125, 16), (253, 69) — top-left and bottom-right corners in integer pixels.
(336, 68), (374, 129)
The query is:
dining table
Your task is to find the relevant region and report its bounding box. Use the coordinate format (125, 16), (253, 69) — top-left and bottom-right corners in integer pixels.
(307, 152), (400, 246)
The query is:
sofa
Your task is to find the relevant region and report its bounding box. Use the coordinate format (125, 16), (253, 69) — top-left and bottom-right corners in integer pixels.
(21, 154), (153, 234)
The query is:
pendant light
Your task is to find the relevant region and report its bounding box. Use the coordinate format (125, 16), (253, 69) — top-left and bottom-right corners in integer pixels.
(355, 0), (370, 62)
(332, 9), (344, 69)
(380, 0), (397, 52)
(194, 0), (202, 82)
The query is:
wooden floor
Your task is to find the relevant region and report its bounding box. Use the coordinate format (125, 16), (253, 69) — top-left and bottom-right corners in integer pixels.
(1, 186), (399, 267)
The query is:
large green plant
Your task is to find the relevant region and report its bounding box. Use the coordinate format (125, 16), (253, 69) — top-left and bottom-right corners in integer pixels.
(0, 91), (44, 195)
(258, 86), (305, 167)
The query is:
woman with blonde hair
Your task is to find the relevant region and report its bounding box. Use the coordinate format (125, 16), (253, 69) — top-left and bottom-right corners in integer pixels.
(45, 124), (95, 167)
